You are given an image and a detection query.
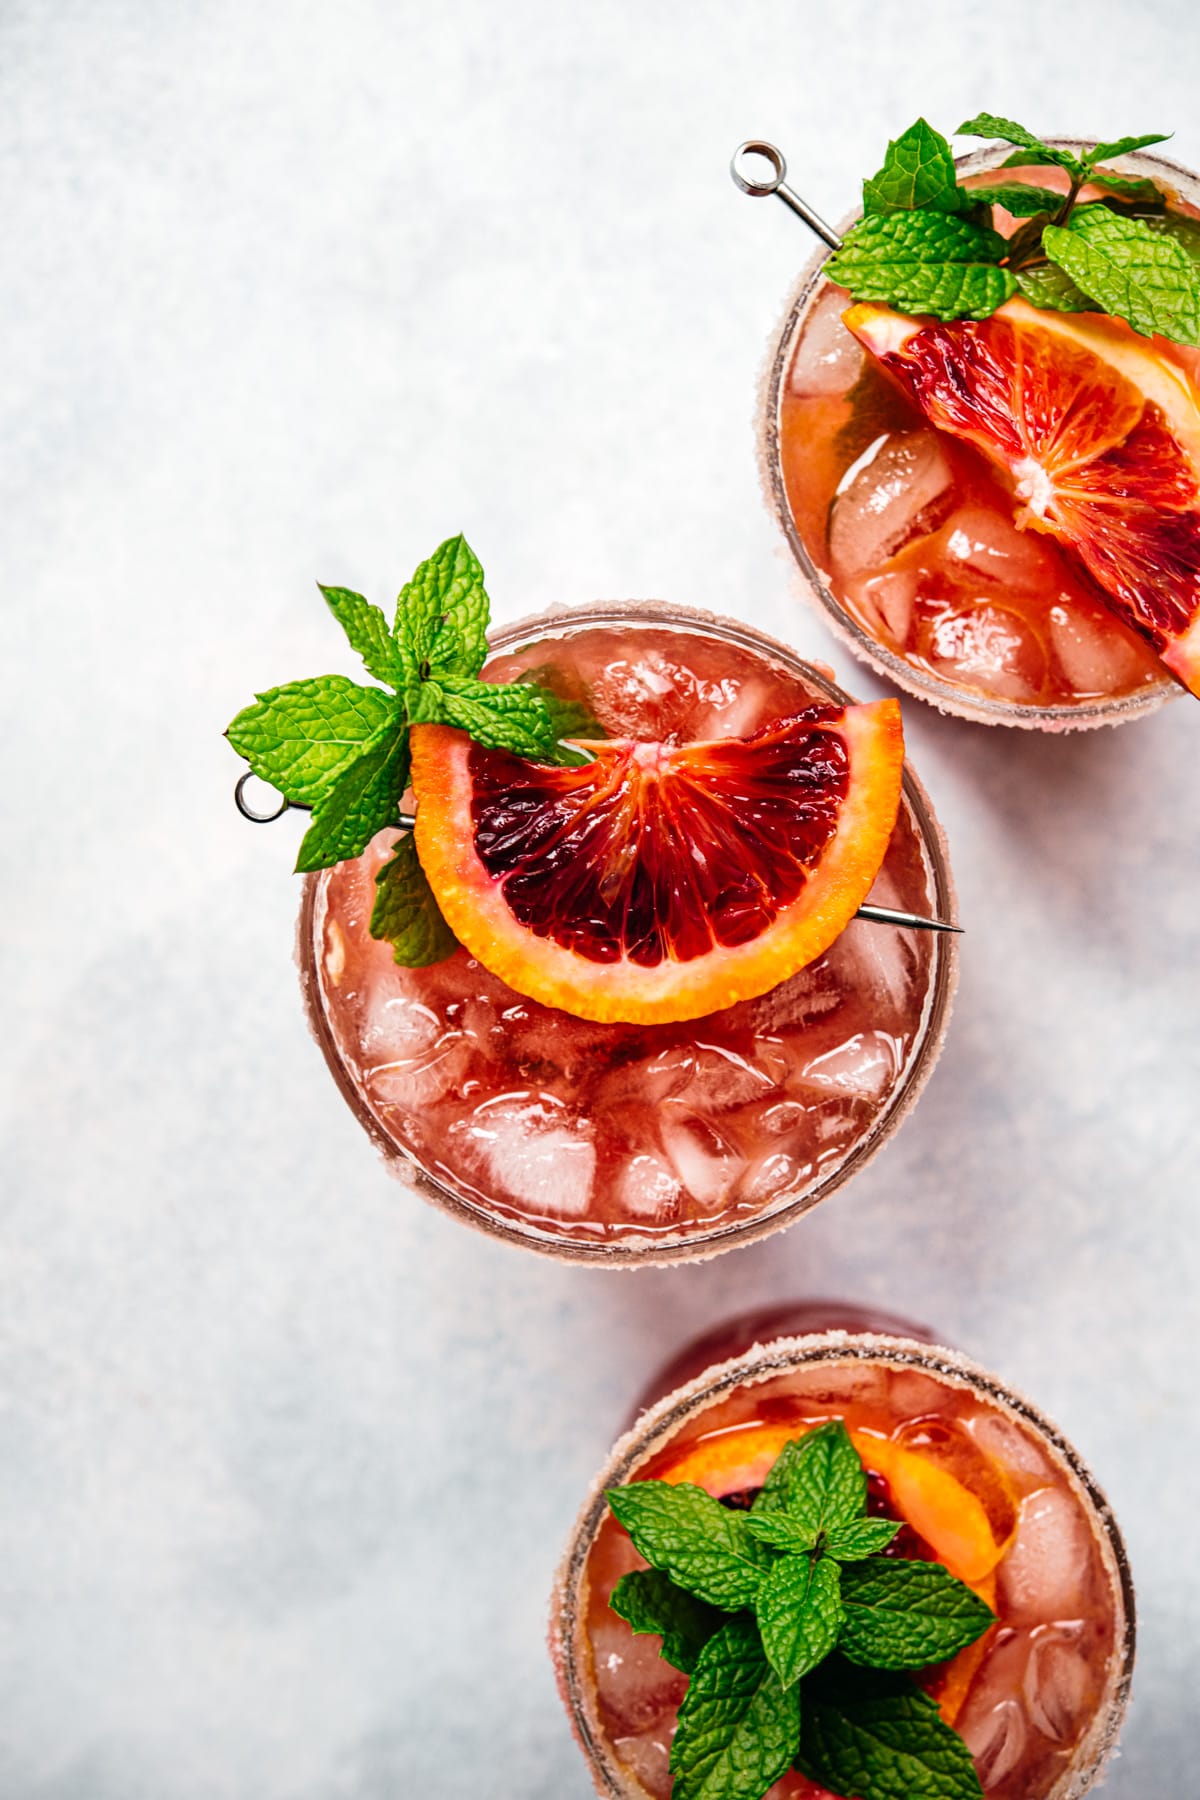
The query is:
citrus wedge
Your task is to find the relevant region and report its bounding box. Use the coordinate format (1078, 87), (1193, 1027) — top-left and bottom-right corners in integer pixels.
(409, 701), (904, 1025)
(844, 296), (1200, 696)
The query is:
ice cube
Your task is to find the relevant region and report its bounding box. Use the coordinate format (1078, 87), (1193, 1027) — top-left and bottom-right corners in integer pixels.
(1024, 1626), (1092, 1743)
(754, 962), (843, 1031)
(590, 1615), (687, 1735)
(968, 1413), (1056, 1485)
(960, 1696), (1028, 1791)
(800, 1030), (897, 1100)
(613, 1733), (673, 1800)
(614, 1153), (683, 1223)
(789, 286), (865, 398)
(322, 919), (347, 986)
(827, 917), (915, 1015)
(998, 1486), (1096, 1625)
(846, 568), (918, 647)
(828, 430), (955, 579)
(367, 1029), (471, 1109)
(1048, 601), (1156, 697)
(362, 991), (442, 1060)
(659, 1116), (740, 1213)
(451, 1095), (596, 1217)
(940, 503), (1056, 592)
(740, 1151), (802, 1207)
(589, 649), (698, 742)
(921, 600), (1048, 703)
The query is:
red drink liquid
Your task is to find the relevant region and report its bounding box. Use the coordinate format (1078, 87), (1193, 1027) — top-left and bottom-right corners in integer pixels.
(553, 1316), (1134, 1798)
(763, 145), (1200, 727)
(299, 605), (956, 1263)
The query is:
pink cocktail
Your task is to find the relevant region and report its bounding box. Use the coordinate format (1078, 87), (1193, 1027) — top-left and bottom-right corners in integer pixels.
(299, 603), (956, 1262)
(762, 144), (1200, 727)
(552, 1310), (1134, 1797)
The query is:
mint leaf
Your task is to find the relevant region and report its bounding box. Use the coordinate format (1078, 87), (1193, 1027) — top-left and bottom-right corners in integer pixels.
(1087, 169), (1164, 204)
(798, 1658), (983, 1800)
(610, 1570), (724, 1675)
(823, 1518), (903, 1562)
(295, 730), (409, 873)
(669, 1616), (801, 1800)
(756, 1553), (842, 1687)
(394, 533), (489, 686)
(1043, 204), (1200, 344)
(753, 1423), (867, 1537)
(744, 1514), (819, 1556)
(318, 585), (399, 687)
(606, 1483), (770, 1611)
(862, 119), (966, 217)
(1015, 262), (1097, 312)
(958, 114), (1081, 174)
(227, 676), (395, 806)
(975, 182), (1065, 217)
(1144, 211), (1200, 264)
(826, 210), (1015, 320)
(429, 673), (560, 758)
(838, 1557), (994, 1670)
(1088, 131), (1172, 163)
(368, 833), (457, 968)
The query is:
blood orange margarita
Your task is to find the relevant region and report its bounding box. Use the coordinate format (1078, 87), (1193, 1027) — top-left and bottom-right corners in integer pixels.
(552, 1307), (1134, 1797)
(299, 604), (956, 1262)
(763, 143), (1200, 727)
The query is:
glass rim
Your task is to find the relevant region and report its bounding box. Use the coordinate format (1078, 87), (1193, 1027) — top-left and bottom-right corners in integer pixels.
(552, 1328), (1137, 1800)
(759, 140), (1193, 730)
(298, 597), (958, 1267)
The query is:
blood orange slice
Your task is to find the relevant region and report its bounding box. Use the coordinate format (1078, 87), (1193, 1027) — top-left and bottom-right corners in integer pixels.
(844, 296), (1200, 696)
(409, 701), (903, 1025)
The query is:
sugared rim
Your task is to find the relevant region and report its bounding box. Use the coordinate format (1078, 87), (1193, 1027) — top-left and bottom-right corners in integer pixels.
(297, 598), (958, 1266)
(758, 140), (1193, 732)
(551, 1329), (1137, 1799)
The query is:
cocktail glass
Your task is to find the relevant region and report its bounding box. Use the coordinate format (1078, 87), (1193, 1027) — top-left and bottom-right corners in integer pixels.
(552, 1305), (1135, 1797)
(298, 602), (956, 1264)
(761, 143), (1200, 728)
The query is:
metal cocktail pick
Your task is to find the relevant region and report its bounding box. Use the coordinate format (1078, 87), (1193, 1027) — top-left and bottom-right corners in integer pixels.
(234, 774), (961, 936)
(730, 141), (843, 249)
(727, 141), (961, 938)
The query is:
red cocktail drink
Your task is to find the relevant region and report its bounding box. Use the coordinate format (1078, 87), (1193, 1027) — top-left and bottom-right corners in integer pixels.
(299, 604), (955, 1262)
(552, 1313), (1133, 1796)
(763, 143), (1200, 726)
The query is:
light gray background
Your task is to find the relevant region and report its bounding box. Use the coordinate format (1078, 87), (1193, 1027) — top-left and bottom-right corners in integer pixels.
(2, 2), (1197, 1795)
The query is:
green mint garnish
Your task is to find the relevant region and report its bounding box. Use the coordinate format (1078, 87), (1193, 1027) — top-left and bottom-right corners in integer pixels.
(1042, 203), (1200, 344)
(606, 1482), (770, 1611)
(1014, 262), (1096, 313)
(226, 534), (601, 966)
(756, 1551), (842, 1686)
(827, 114), (1199, 344)
(798, 1658), (984, 1800)
(825, 210), (1015, 321)
(227, 675), (395, 807)
(369, 833), (458, 969)
(974, 182), (1064, 218)
(823, 1517), (904, 1561)
(838, 1557), (996, 1669)
(670, 1617), (801, 1800)
(605, 1420), (992, 1800)
(752, 1420), (867, 1534)
(862, 118), (973, 218)
(610, 1569), (724, 1675)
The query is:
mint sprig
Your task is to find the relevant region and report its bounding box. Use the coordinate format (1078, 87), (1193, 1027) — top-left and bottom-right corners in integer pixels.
(827, 114), (1200, 345)
(226, 535), (601, 965)
(799, 1659), (984, 1800)
(605, 1421), (992, 1800)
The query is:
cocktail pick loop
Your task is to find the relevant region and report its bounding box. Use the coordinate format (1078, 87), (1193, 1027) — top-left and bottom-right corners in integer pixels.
(233, 772), (960, 935)
(730, 141), (843, 249)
